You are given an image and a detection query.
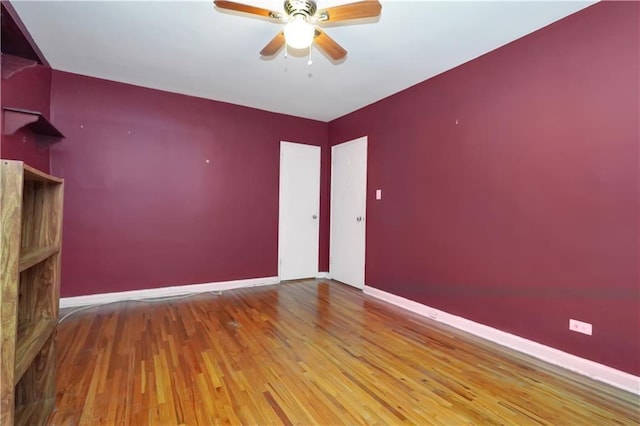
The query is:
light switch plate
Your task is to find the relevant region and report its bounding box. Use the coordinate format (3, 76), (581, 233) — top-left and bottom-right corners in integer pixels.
(569, 319), (592, 335)
(376, 189), (382, 200)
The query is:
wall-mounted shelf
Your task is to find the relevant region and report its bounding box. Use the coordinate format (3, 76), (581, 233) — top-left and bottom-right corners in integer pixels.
(2, 107), (64, 139)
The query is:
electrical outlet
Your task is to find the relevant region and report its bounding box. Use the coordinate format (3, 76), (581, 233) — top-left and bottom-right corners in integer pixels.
(569, 319), (592, 335)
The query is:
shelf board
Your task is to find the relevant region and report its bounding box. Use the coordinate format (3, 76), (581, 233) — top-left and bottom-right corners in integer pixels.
(2, 107), (64, 138)
(22, 163), (64, 184)
(18, 245), (59, 272)
(14, 319), (57, 385)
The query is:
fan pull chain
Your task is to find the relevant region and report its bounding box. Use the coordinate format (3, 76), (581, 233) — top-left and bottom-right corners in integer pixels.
(285, 43), (288, 59)
(307, 44), (313, 66)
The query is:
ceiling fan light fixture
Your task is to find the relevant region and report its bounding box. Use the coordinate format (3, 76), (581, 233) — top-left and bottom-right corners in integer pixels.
(215, 0), (382, 61)
(284, 16), (315, 49)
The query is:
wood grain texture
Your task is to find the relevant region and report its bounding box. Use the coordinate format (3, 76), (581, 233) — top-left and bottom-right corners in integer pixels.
(314, 29), (347, 61)
(14, 397), (55, 426)
(0, 159), (63, 426)
(14, 319), (57, 385)
(15, 332), (56, 425)
(21, 178), (63, 250)
(260, 32), (285, 57)
(0, 160), (24, 426)
(22, 164), (63, 184)
(15, 332), (56, 399)
(321, 0), (382, 22)
(18, 246), (59, 273)
(51, 280), (639, 425)
(213, 1), (277, 18)
(19, 255), (60, 326)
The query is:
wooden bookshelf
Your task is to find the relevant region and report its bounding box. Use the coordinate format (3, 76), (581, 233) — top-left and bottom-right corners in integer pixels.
(0, 160), (63, 426)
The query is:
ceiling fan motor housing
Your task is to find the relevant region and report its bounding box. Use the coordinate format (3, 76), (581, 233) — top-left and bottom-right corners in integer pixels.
(284, 0), (317, 19)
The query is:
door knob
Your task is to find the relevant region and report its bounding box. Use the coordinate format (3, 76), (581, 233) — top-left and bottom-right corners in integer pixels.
(356, 216), (363, 222)
(312, 215), (318, 219)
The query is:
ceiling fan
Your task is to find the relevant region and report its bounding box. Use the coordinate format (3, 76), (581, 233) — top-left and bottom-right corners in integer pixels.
(213, 0), (382, 61)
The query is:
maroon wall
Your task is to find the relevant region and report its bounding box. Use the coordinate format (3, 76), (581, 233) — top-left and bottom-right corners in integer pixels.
(0, 59), (53, 172)
(1, 59), (51, 117)
(50, 71), (329, 297)
(329, 2), (639, 375)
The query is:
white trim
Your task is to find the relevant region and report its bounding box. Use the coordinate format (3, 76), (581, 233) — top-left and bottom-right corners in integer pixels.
(60, 276), (279, 308)
(316, 272), (331, 279)
(363, 285), (640, 396)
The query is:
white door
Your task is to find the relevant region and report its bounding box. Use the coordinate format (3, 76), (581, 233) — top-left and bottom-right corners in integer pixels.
(278, 141), (321, 280)
(330, 136), (367, 288)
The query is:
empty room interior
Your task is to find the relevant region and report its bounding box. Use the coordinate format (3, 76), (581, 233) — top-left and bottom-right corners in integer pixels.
(0, 0), (638, 424)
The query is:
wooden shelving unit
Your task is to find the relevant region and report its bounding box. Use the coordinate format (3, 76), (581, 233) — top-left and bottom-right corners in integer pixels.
(1, 160), (63, 425)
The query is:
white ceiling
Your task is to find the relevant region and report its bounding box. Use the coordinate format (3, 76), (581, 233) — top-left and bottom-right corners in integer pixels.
(12, 0), (595, 122)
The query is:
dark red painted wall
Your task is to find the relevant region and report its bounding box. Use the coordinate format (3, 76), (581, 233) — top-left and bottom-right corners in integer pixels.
(0, 59), (52, 172)
(329, 2), (640, 375)
(1, 59), (51, 117)
(50, 71), (329, 297)
(1, 128), (50, 172)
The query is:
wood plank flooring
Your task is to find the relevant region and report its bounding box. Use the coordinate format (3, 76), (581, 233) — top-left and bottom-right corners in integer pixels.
(50, 280), (639, 425)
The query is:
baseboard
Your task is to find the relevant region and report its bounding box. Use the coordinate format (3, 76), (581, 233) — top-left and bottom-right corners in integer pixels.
(316, 272), (331, 279)
(60, 276), (280, 308)
(363, 285), (640, 396)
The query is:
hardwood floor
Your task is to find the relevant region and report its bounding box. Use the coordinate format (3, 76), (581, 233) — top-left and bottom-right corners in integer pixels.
(50, 280), (639, 425)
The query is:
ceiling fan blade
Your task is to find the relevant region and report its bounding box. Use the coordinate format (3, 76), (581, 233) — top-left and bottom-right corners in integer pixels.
(260, 32), (286, 56)
(213, 1), (281, 19)
(314, 29), (347, 61)
(319, 0), (381, 22)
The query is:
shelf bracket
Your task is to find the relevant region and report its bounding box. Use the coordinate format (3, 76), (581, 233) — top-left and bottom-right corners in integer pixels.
(2, 107), (64, 139)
